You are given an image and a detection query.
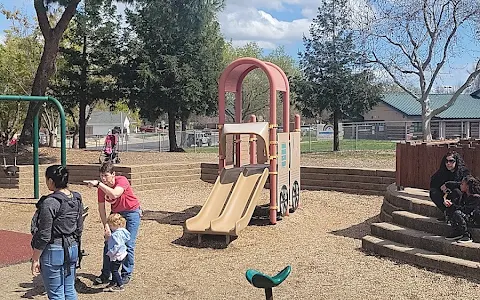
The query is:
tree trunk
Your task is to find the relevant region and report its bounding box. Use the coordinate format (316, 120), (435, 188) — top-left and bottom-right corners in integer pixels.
(422, 116), (432, 142)
(20, 41), (59, 144)
(79, 32), (87, 148)
(333, 109), (340, 151)
(168, 110), (179, 151)
(72, 124), (80, 149)
(20, 0), (81, 145)
(48, 131), (56, 147)
(180, 118), (187, 148)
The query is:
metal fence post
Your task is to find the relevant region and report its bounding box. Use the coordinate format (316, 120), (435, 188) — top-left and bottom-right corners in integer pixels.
(142, 133), (145, 150)
(309, 125), (312, 153)
(355, 124), (359, 151)
(158, 132), (161, 152)
(194, 130), (197, 153)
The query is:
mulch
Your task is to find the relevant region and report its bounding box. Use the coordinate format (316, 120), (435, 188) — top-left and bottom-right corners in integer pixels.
(0, 230), (32, 267)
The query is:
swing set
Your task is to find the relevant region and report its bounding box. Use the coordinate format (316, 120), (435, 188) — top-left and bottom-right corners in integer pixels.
(0, 96), (67, 198)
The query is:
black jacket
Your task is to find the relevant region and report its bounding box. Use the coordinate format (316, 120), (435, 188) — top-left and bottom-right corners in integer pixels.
(430, 168), (470, 190)
(451, 193), (480, 215)
(31, 191), (83, 251)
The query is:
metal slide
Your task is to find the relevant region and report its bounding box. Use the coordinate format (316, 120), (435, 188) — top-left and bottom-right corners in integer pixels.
(185, 165), (269, 237)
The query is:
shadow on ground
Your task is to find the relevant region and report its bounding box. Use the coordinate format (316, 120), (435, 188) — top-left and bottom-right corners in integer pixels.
(75, 273), (107, 294)
(142, 206), (201, 226)
(18, 275), (45, 299)
(172, 232), (234, 250)
(329, 215), (379, 240)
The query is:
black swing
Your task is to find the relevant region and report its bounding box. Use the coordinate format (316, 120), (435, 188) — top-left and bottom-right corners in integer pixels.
(2, 143), (19, 179)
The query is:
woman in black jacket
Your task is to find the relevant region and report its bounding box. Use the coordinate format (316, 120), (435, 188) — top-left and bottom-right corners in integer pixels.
(31, 165), (83, 300)
(429, 151), (470, 221)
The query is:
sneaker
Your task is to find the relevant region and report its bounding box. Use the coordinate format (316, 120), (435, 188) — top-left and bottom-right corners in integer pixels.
(106, 285), (125, 292)
(445, 233), (463, 241)
(94, 274), (111, 285)
(457, 235), (473, 244)
(121, 275), (131, 285)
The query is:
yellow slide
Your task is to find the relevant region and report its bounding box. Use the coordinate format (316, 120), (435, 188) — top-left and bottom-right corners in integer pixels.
(185, 165), (269, 238)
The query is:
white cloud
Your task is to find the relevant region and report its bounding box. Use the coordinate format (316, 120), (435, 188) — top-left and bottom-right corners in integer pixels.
(219, 0), (372, 50)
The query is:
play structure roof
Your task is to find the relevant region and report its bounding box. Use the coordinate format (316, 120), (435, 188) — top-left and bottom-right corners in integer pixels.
(221, 122), (270, 157)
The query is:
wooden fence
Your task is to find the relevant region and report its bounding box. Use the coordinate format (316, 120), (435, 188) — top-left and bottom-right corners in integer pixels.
(396, 139), (480, 190)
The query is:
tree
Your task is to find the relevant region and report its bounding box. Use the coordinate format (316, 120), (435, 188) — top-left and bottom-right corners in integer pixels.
(124, 0), (224, 151)
(18, 0), (82, 144)
(362, 0), (480, 141)
(293, 0), (382, 151)
(0, 8), (43, 145)
(51, 1), (123, 148)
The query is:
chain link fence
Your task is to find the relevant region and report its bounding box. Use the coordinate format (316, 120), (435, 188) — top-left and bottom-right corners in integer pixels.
(59, 119), (480, 153)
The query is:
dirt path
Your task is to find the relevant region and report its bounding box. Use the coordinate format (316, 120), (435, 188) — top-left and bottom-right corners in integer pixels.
(1, 178), (479, 299)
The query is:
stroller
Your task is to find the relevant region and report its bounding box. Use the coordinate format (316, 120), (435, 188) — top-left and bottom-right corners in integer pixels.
(99, 129), (120, 164)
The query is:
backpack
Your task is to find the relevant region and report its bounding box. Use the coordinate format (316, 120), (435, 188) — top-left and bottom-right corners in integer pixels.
(31, 191), (85, 269)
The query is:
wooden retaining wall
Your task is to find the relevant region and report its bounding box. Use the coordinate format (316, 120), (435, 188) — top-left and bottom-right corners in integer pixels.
(396, 139), (480, 190)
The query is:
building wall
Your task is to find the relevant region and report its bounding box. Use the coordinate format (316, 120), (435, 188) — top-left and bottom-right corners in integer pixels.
(364, 102), (409, 122)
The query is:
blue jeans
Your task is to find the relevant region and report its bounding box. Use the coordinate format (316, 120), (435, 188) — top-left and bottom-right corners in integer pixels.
(40, 243), (78, 300)
(102, 209), (141, 279)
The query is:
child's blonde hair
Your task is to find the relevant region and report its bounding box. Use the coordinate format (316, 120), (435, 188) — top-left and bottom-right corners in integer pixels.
(107, 213), (126, 228)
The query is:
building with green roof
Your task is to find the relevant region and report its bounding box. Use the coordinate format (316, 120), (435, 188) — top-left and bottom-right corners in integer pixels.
(359, 92), (480, 140)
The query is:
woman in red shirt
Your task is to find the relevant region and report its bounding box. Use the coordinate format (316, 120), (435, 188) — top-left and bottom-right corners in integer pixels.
(85, 161), (141, 286)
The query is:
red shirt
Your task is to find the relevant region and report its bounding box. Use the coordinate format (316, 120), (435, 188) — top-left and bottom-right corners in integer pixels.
(98, 176), (140, 213)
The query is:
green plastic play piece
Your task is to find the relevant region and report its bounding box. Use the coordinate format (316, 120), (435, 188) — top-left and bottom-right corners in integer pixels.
(245, 266), (291, 289)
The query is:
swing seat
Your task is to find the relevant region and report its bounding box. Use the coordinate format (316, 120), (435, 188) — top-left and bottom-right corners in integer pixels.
(245, 265), (291, 289)
(3, 165), (19, 177)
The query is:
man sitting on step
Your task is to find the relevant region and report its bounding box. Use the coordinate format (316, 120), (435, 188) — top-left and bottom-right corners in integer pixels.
(444, 175), (480, 243)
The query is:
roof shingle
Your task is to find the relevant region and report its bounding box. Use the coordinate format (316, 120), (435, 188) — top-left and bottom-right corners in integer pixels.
(382, 93), (480, 119)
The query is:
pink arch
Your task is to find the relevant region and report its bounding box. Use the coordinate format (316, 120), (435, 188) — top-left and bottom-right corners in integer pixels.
(218, 57), (290, 225)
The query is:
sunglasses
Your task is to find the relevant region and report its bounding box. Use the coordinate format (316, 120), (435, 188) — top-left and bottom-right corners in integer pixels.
(446, 159), (456, 164)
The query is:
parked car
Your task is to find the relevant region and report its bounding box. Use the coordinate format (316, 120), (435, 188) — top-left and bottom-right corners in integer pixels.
(140, 125), (159, 133)
(186, 132), (210, 147)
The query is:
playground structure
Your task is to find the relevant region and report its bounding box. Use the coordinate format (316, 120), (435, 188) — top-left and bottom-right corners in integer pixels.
(185, 57), (301, 242)
(0, 96), (67, 198)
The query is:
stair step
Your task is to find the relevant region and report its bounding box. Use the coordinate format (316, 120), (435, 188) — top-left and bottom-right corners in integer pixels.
(302, 179), (387, 191)
(131, 174), (199, 185)
(391, 211), (480, 241)
(381, 199), (403, 216)
(385, 192), (442, 218)
(130, 168), (200, 179)
(301, 173), (395, 184)
(301, 167), (395, 178)
(371, 222), (480, 262)
(362, 235), (480, 280)
(301, 185), (384, 195)
(133, 180), (199, 191)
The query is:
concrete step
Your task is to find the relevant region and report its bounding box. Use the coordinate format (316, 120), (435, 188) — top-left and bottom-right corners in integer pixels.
(130, 168), (200, 179)
(381, 199), (403, 216)
(385, 191), (442, 219)
(301, 166), (395, 178)
(371, 222), (480, 263)
(301, 185), (384, 195)
(130, 174), (199, 185)
(134, 180), (199, 191)
(302, 179), (387, 192)
(391, 211), (480, 241)
(301, 172), (395, 184)
(362, 235), (480, 280)
(129, 162), (199, 172)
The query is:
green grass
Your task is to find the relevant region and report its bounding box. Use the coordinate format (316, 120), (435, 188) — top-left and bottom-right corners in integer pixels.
(185, 139), (396, 153)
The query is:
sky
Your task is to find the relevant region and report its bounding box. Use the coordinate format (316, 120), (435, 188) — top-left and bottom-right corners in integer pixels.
(0, 0), (479, 90)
